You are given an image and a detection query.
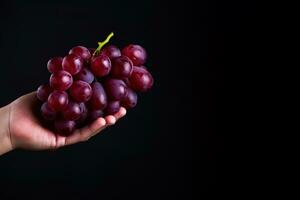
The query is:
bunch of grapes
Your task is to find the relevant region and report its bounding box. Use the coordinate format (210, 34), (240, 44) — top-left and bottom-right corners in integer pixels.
(36, 33), (153, 136)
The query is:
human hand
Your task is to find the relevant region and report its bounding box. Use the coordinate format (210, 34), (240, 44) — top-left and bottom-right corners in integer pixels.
(0, 92), (126, 155)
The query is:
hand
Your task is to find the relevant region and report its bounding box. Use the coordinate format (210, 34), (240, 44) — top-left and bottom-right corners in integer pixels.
(0, 92), (126, 155)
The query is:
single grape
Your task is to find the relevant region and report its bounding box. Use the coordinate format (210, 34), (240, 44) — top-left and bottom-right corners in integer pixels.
(70, 80), (92, 102)
(37, 84), (53, 102)
(55, 119), (76, 136)
(100, 45), (121, 59)
(48, 91), (69, 111)
(91, 54), (111, 77)
(41, 102), (56, 120)
(47, 57), (63, 73)
(111, 55), (133, 78)
(69, 46), (91, 63)
(121, 88), (137, 109)
(129, 66), (153, 92)
(49, 70), (73, 91)
(89, 82), (107, 110)
(122, 44), (147, 66)
(76, 103), (88, 126)
(104, 101), (120, 115)
(103, 79), (127, 100)
(74, 67), (94, 84)
(62, 101), (82, 120)
(62, 54), (83, 75)
(88, 110), (104, 122)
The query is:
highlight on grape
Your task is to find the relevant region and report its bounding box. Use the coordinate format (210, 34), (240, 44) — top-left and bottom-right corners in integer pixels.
(36, 32), (153, 136)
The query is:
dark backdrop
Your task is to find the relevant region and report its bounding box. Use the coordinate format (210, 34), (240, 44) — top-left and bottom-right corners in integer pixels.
(0, 0), (247, 197)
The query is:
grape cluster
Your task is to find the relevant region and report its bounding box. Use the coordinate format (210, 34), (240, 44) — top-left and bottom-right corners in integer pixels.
(36, 33), (153, 136)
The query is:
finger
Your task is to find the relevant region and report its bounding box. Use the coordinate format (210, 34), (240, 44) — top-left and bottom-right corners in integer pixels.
(114, 107), (127, 120)
(65, 117), (106, 145)
(100, 107), (126, 130)
(55, 135), (66, 149)
(105, 115), (116, 126)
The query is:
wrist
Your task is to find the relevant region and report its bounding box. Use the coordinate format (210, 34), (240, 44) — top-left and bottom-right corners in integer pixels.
(0, 105), (14, 155)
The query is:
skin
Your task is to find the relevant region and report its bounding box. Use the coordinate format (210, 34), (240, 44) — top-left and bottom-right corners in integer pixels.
(0, 92), (126, 155)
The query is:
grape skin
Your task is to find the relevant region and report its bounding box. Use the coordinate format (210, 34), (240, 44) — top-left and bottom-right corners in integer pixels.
(47, 57), (63, 73)
(70, 80), (92, 102)
(49, 70), (73, 91)
(103, 79), (127, 100)
(37, 84), (53, 102)
(47, 91), (69, 111)
(62, 54), (83, 75)
(89, 82), (107, 110)
(122, 44), (147, 66)
(129, 66), (153, 92)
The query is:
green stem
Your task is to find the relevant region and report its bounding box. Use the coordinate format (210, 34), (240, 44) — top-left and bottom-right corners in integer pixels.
(93, 32), (114, 57)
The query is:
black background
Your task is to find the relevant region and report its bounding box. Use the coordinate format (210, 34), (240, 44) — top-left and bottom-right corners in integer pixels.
(0, 0), (254, 197)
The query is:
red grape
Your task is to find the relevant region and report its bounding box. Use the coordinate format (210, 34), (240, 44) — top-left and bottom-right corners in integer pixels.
(49, 70), (73, 91)
(100, 45), (121, 59)
(129, 66), (153, 92)
(121, 88), (137, 109)
(69, 46), (91, 63)
(70, 80), (92, 102)
(62, 54), (83, 75)
(37, 84), (53, 102)
(104, 101), (120, 115)
(41, 102), (56, 120)
(103, 79), (127, 100)
(111, 55), (133, 78)
(76, 103), (88, 126)
(122, 44), (147, 66)
(88, 110), (104, 122)
(89, 82), (107, 110)
(55, 119), (76, 136)
(91, 54), (111, 77)
(48, 91), (69, 111)
(74, 67), (94, 84)
(47, 57), (63, 73)
(62, 101), (82, 120)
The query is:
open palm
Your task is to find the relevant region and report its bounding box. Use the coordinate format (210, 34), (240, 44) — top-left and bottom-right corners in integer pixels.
(8, 92), (126, 150)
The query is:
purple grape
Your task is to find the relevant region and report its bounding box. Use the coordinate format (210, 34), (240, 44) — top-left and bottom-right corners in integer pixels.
(89, 82), (107, 110)
(76, 103), (88, 126)
(122, 44), (147, 66)
(47, 57), (63, 74)
(100, 45), (121, 59)
(88, 110), (104, 122)
(69, 46), (91, 63)
(103, 79), (127, 100)
(104, 101), (120, 115)
(70, 80), (92, 102)
(41, 102), (56, 120)
(74, 67), (94, 84)
(48, 91), (69, 111)
(91, 54), (111, 77)
(62, 101), (82, 121)
(129, 66), (153, 92)
(55, 119), (76, 136)
(121, 88), (137, 109)
(62, 54), (83, 75)
(111, 55), (133, 78)
(49, 70), (73, 91)
(37, 84), (53, 102)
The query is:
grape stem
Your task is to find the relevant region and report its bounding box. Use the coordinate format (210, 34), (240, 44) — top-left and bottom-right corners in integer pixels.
(93, 32), (114, 57)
